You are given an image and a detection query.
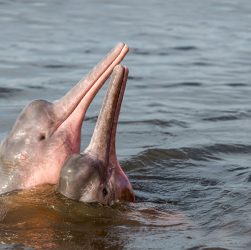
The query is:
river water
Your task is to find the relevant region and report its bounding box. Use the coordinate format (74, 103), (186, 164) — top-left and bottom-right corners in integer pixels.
(0, 0), (251, 249)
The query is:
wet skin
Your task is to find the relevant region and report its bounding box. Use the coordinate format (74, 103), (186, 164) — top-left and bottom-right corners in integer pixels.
(58, 65), (135, 205)
(0, 43), (128, 194)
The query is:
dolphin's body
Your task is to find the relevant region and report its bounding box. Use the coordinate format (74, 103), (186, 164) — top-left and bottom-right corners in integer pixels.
(58, 65), (134, 205)
(0, 43), (128, 195)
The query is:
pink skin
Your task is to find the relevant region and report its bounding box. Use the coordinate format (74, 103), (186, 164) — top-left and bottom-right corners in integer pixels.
(86, 66), (134, 203)
(58, 65), (134, 205)
(0, 43), (128, 194)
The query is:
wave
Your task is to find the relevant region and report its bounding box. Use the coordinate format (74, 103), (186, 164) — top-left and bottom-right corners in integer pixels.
(123, 144), (251, 170)
(131, 45), (198, 57)
(0, 87), (22, 98)
(203, 111), (251, 122)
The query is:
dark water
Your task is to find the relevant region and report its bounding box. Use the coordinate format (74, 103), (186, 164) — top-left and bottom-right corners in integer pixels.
(0, 0), (251, 249)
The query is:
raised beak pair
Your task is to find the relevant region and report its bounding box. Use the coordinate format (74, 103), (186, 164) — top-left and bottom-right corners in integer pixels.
(57, 51), (135, 205)
(0, 43), (134, 205)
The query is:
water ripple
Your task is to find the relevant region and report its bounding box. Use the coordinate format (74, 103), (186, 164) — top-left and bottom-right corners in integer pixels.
(0, 87), (22, 98)
(124, 144), (251, 170)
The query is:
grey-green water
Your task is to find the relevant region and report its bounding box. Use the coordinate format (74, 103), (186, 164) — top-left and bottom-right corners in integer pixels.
(0, 0), (251, 249)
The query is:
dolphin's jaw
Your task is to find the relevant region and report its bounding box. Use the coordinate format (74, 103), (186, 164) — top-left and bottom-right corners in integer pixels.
(57, 65), (134, 205)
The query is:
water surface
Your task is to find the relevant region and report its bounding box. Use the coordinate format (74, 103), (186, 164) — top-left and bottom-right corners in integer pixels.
(0, 0), (251, 249)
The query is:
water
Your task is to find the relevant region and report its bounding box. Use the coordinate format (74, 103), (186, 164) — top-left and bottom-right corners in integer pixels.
(0, 0), (251, 249)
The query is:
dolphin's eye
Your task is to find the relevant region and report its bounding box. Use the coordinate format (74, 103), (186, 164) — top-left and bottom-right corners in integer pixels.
(102, 187), (108, 197)
(38, 134), (46, 141)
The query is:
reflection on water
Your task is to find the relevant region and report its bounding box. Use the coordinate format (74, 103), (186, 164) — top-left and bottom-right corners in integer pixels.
(0, 0), (251, 249)
(0, 186), (187, 249)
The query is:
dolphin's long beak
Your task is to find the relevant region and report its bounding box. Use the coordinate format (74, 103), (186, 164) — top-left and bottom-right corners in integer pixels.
(86, 65), (135, 203)
(86, 65), (126, 160)
(51, 43), (129, 142)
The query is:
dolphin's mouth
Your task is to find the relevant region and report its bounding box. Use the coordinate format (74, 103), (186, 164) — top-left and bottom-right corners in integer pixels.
(51, 43), (129, 139)
(86, 65), (128, 163)
(58, 65), (134, 205)
(85, 65), (135, 203)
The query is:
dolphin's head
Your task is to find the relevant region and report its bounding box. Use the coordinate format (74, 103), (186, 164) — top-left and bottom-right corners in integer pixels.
(58, 65), (134, 205)
(0, 43), (129, 191)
